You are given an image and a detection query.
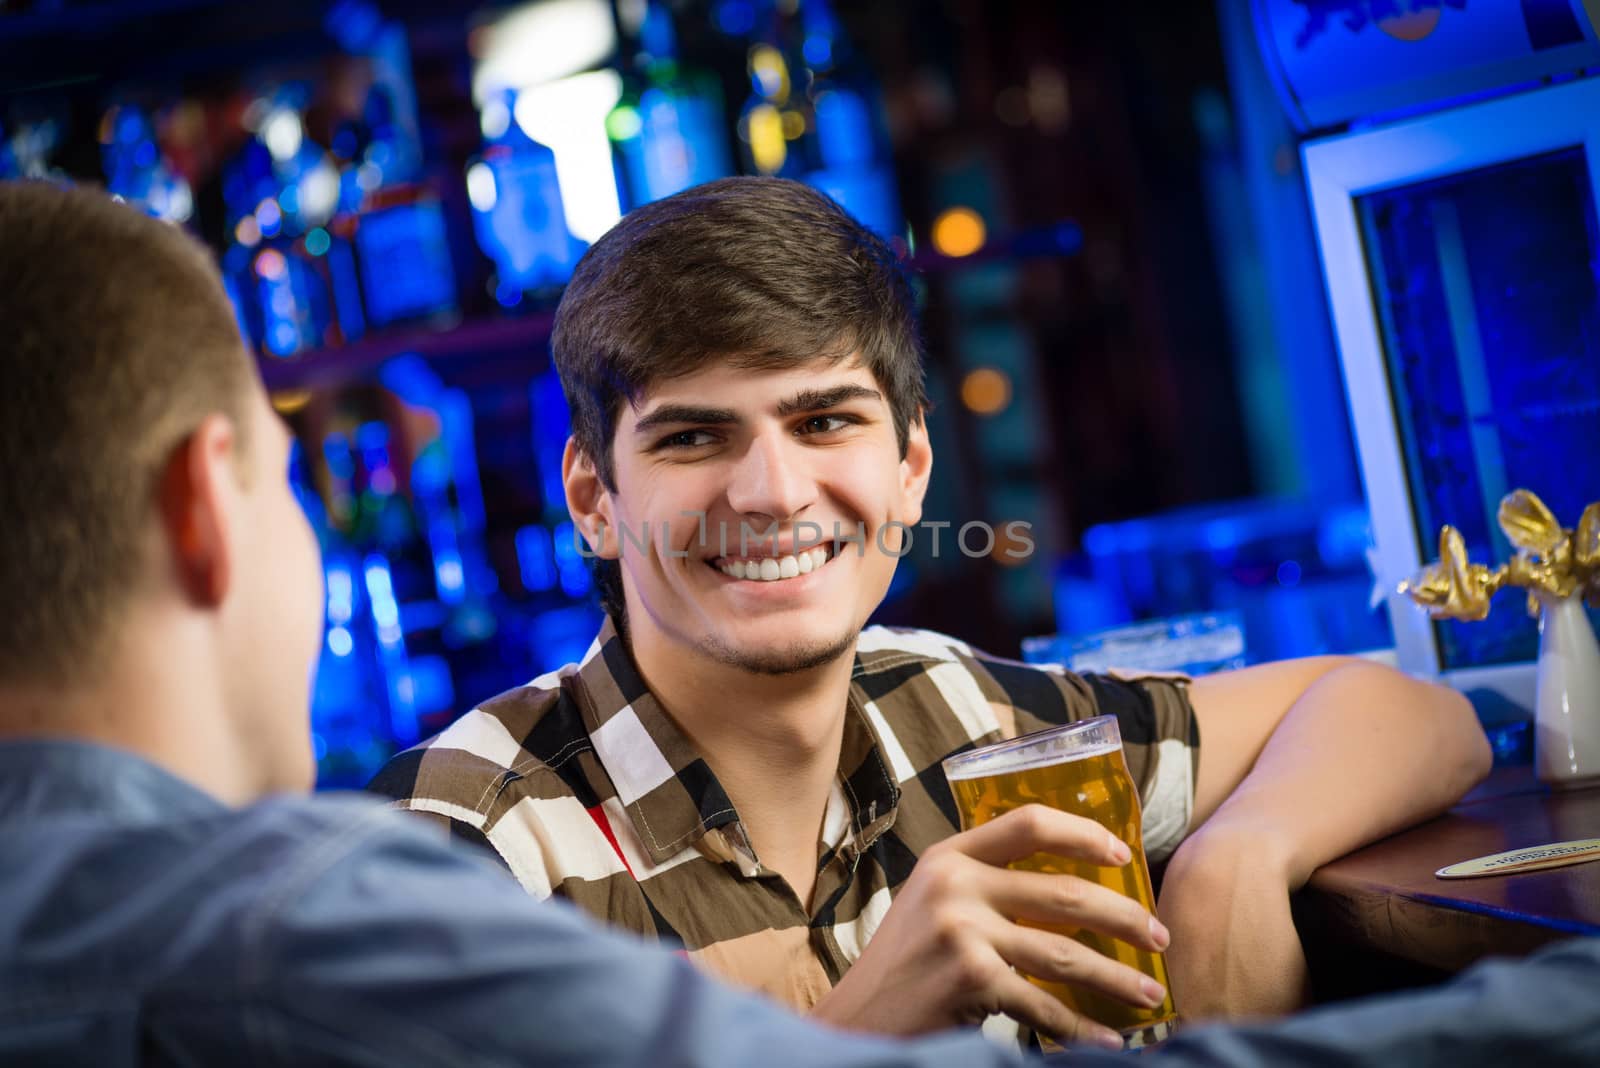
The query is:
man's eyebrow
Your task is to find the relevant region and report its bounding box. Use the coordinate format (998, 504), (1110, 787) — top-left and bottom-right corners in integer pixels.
(632, 404), (740, 435)
(776, 385), (882, 415)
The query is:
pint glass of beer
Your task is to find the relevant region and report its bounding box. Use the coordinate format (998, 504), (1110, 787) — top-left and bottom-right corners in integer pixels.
(941, 715), (1177, 1048)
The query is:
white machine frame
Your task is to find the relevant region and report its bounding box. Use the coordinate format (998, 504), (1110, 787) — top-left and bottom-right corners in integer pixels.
(1303, 76), (1600, 708)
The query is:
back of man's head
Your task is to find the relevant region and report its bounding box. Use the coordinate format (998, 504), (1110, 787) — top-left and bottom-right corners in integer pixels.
(0, 181), (254, 685)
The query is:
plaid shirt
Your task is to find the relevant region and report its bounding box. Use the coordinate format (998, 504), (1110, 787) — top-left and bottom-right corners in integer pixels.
(368, 618), (1199, 1012)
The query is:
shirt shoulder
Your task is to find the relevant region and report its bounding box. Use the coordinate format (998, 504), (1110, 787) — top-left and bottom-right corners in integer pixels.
(853, 624), (1104, 744)
(242, 808), (1025, 1068)
(0, 791), (388, 995)
(369, 666), (586, 813)
(854, 625), (1200, 861)
(367, 670), (651, 909)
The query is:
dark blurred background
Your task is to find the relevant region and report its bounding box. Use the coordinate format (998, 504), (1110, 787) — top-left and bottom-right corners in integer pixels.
(0, 0), (1391, 786)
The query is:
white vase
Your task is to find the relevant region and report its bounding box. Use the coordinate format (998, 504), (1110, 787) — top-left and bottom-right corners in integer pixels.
(1534, 592), (1600, 789)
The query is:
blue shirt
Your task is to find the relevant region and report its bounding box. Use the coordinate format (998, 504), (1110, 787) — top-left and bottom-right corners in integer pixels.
(0, 739), (1014, 1067)
(1, 738), (1597, 1067)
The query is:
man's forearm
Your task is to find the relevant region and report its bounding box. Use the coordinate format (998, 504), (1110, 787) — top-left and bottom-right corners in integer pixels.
(1187, 660), (1490, 885)
(1156, 660), (1491, 1018)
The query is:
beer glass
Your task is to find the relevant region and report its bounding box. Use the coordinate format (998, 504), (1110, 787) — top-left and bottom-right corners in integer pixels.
(941, 715), (1177, 1049)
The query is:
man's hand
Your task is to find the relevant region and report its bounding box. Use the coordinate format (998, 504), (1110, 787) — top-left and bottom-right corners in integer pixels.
(810, 804), (1171, 1048)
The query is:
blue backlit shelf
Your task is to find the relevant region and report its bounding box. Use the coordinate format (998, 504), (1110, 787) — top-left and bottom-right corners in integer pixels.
(258, 311), (556, 393)
(254, 214), (1089, 395)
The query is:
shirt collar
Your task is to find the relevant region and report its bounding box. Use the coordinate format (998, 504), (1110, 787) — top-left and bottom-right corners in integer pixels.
(0, 738), (227, 828)
(571, 617), (902, 867)
(573, 618), (742, 865)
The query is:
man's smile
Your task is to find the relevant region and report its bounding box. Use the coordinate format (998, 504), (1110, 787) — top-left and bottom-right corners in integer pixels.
(709, 543), (839, 582)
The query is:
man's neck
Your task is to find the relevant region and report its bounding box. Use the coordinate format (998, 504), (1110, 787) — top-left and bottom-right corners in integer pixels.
(625, 625), (858, 908)
(0, 614), (261, 807)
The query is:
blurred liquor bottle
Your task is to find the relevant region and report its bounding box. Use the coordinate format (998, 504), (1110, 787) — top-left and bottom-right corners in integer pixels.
(220, 92), (345, 358)
(606, 0), (733, 210)
(794, 0), (903, 240)
(326, 72), (458, 334)
(2, 109), (73, 183)
(737, 1), (814, 180)
(99, 104), (196, 225)
(299, 393), (449, 782)
(223, 69), (455, 359)
(467, 86), (581, 308)
(292, 430), (407, 789)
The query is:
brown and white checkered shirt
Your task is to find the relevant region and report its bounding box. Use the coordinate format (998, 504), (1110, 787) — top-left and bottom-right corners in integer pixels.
(368, 617), (1200, 1012)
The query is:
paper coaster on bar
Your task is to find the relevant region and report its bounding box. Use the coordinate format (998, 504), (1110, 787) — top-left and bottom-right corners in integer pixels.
(1436, 839), (1600, 879)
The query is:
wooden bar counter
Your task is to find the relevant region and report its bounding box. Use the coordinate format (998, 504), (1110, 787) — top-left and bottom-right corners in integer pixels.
(1292, 765), (1600, 1000)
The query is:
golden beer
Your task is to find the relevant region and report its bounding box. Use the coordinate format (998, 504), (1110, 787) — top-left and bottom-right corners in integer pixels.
(943, 716), (1177, 1048)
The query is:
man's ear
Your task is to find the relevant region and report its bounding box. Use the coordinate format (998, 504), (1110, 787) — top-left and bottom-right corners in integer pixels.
(562, 437), (619, 560)
(897, 416), (934, 528)
(157, 414), (242, 607)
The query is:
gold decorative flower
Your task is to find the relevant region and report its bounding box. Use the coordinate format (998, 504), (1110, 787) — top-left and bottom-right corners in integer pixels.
(1400, 490), (1600, 621)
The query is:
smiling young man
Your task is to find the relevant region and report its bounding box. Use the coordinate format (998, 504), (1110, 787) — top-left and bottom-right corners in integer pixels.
(369, 176), (1492, 1041)
(11, 179), (1600, 1068)
(4, 177), (1152, 1064)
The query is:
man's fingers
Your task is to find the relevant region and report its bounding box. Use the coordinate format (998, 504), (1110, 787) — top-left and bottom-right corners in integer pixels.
(978, 866), (1167, 951)
(986, 971), (1124, 1051)
(989, 921), (1167, 1012)
(952, 804), (1131, 869)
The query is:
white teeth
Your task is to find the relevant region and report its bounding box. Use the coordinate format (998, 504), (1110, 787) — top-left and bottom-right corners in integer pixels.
(717, 546), (832, 582)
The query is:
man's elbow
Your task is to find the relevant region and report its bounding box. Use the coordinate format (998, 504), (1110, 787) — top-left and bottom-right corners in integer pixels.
(1407, 671), (1493, 803)
(1332, 660), (1492, 806)
(1445, 684), (1494, 795)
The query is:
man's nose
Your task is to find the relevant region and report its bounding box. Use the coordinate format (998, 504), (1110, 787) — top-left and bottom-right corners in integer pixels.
(724, 430), (818, 523)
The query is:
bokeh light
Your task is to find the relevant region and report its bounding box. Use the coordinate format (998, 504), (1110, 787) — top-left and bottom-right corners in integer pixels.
(931, 206), (986, 257)
(960, 367), (1012, 415)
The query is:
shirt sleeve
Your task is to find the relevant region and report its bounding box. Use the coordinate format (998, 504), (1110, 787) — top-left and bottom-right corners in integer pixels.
(239, 801), (1032, 1068)
(1076, 670), (1200, 863)
(366, 736), (553, 897)
(240, 805), (1600, 1068)
(1105, 937), (1600, 1068)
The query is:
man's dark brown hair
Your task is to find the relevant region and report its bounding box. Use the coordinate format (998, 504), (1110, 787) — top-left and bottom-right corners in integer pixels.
(0, 181), (255, 684)
(551, 176), (928, 622)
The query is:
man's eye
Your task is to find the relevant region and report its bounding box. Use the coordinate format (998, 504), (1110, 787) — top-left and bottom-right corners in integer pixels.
(660, 429), (716, 449)
(799, 415), (851, 435)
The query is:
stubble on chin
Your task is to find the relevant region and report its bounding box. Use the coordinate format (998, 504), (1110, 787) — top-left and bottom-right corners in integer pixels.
(698, 629), (859, 676)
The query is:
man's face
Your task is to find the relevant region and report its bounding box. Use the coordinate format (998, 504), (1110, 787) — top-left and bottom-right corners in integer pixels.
(598, 357), (931, 675)
(224, 388), (325, 792)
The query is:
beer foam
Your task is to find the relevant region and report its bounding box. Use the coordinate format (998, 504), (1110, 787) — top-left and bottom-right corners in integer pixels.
(943, 737), (1120, 781)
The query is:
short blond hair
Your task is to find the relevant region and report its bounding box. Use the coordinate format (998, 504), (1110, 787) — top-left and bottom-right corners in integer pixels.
(0, 181), (256, 683)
